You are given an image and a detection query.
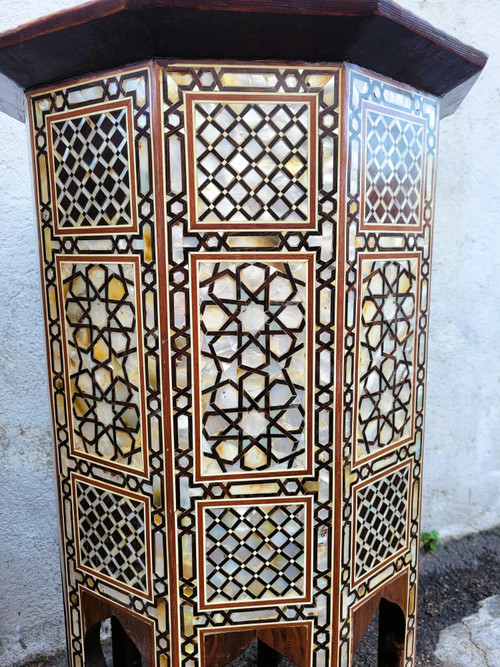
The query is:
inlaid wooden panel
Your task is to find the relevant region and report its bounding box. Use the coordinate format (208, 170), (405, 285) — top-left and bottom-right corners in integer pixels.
(197, 496), (312, 610)
(334, 66), (438, 666)
(46, 99), (137, 234)
(185, 91), (318, 230)
(28, 65), (170, 667)
(73, 474), (152, 598)
(162, 62), (340, 667)
(190, 252), (314, 480)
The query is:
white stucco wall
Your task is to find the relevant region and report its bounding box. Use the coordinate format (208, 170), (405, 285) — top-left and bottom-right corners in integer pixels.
(0, 0), (498, 664)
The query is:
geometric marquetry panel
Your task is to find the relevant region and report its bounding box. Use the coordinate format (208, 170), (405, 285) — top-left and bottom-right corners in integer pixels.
(56, 256), (146, 473)
(185, 92), (318, 231)
(29, 65), (168, 667)
(47, 100), (137, 234)
(197, 497), (312, 609)
(163, 62), (339, 667)
(352, 463), (411, 585)
(72, 475), (151, 598)
(190, 252), (314, 480)
(354, 253), (420, 464)
(361, 105), (425, 231)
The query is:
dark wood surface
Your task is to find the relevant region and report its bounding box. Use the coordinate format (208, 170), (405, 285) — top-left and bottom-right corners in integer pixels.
(0, 0), (487, 122)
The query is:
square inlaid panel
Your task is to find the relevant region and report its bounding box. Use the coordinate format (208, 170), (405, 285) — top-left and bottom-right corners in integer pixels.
(352, 462), (412, 586)
(56, 255), (147, 474)
(197, 496), (313, 610)
(46, 99), (137, 234)
(353, 253), (420, 465)
(185, 92), (318, 230)
(72, 475), (152, 598)
(190, 252), (315, 481)
(361, 104), (426, 231)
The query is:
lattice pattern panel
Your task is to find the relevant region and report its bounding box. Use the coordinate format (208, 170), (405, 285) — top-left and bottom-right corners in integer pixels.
(163, 63), (339, 667)
(186, 93), (316, 229)
(47, 101), (136, 233)
(198, 498), (311, 609)
(191, 253), (313, 480)
(334, 67), (438, 667)
(57, 256), (145, 472)
(353, 464), (411, 584)
(29, 66), (170, 667)
(355, 255), (419, 462)
(362, 106), (425, 229)
(74, 476), (151, 596)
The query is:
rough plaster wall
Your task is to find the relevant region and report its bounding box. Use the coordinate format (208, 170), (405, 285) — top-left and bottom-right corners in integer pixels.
(402, 0), (500, 540)
(0, 0), (498, 663)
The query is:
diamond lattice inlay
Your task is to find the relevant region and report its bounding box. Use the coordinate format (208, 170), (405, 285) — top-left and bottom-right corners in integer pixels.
(58, 258), (144, 470)
(191, 96), (313, 225)
(356, 256), (418, 460)
(200, 500), (308, 608)
(364, 108), (424, 227)
(49, 105), (133, 229)
(192, 254), (312, 478)
(354, 465), (410, 582)
(75, 479), (148, 593)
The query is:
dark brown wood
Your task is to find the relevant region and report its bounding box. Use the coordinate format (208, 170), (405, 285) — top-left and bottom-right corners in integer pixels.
(0, 0), (487, 122)
(111, 616), (143, 667)
(351, 570), (408, 663)
(204, 629), (256, 667)
(81, 588), (154, 667)
(201, 622), (311, 667)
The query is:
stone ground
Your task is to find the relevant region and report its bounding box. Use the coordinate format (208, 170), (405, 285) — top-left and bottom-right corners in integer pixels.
(21, 528), (500, 666)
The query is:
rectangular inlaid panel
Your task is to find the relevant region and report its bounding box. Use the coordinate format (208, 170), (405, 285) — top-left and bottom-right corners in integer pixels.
(197, 497), (313, 610)
(361, 104), (425, 231)
(354, 253), (420, 465)
(335, 66), (438, 666)
(191, 252), (314, 480)
(163, 63), (340, 667)
(46, 99), (137, 234)
(56, 255), (147, 474)
(352, 462), (411, 586)
(185, 91), (318, 230)
(72, 475), (152, 598)
(29, 66), (170, 667)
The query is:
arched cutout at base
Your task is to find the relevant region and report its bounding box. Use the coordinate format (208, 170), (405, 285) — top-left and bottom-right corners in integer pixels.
(352, 571), (408, 667)
(81, 589), (154, 667)
(225, 638), (299, 667)
(201, 622), (311, 667)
